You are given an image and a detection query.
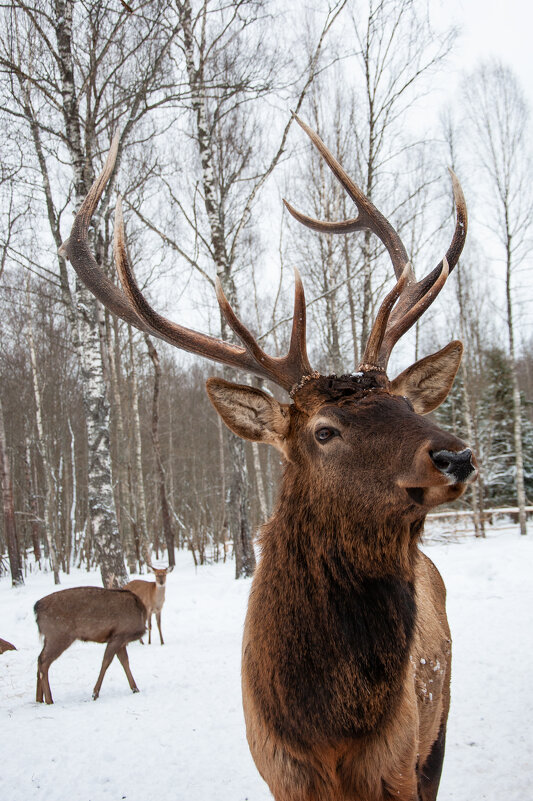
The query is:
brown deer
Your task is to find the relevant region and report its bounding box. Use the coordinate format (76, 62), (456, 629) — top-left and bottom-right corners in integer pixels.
(124, 564), (173, 644)
(34, 586), (146, 703)
(0, 637), (16, 654)
(60, 116), (476, 800)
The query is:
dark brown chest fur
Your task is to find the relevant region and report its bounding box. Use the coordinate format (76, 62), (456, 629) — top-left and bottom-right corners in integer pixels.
(244, 535), (417, 749)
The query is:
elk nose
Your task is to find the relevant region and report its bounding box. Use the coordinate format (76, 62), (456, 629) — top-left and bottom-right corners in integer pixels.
(430, 448), (476, 483)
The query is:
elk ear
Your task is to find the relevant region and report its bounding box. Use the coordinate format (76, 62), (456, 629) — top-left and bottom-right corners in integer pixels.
(390, 340), (463, 415)
(206, 378), (290, 453)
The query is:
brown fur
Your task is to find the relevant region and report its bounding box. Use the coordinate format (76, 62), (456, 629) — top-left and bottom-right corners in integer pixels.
(207, 364), (475, 801)
(124, 565), (172, 645)
(34, 586), (146, 703)
(0, 637), (16, 654)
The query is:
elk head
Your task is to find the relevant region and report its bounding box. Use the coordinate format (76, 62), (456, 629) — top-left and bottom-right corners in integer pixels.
(60, 117), (476, 529)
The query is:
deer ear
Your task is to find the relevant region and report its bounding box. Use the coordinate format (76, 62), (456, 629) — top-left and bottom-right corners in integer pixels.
(390, 341), (463, 415)
(206, 378), (290, 453)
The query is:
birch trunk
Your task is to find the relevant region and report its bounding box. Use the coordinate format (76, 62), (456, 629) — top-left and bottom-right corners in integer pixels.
(460, 362), (485, 537)
(251, 441), (268, 523)
(128, 326), (151, 564)
(67, 421), (78, 566)
(248, 378), (268, 523)
(180, 0), (255, 577)
(506, 248), (527, 535)
(0, 397), (24, 586)
(28, 312), (60, 584)
(107, 317), (137, 571)
(344, 235), (358, 366)
(29, 0), (129, 587)
(24, 438), (42, 565)
(456, 266), (485, 537)
(145, 337), (175, 566)
(217, 413), (229, 558)
(74, 282), (128, 585)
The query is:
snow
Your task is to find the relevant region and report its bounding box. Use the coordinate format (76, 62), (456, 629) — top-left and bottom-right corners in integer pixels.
(1, 525), (532, 801)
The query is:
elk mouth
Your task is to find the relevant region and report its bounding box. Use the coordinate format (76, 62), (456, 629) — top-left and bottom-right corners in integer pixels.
(403, 481), (469, 508)
(405, 487), (426, 506)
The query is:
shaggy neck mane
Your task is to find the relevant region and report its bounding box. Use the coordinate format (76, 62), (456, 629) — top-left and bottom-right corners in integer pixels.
(247, 466), (425, 748)
(260, 461), (425, 580)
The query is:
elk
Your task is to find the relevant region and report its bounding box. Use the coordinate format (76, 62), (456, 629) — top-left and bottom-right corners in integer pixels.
(34, 586), (146, 704)
(60, 116), (476, 800)
(124, 564), (173, 645)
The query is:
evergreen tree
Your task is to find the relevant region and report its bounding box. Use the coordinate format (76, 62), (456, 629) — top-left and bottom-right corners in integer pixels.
(479, 348), (533, 506)
(433, 365), (466, 439)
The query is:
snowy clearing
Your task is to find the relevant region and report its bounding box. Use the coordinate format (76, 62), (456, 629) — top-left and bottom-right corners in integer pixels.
(1, 525), (532, 801)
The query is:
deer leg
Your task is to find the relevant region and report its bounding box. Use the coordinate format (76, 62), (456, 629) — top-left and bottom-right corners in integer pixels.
(116, 645), (140, 694)
(417, 724), (447, 801)
(36, 668), (43, 703)
(155, 611), (164, 645)
(147, 612), (152, 645)
(36, 635), (74, 704)
(92, 640), (119, 700)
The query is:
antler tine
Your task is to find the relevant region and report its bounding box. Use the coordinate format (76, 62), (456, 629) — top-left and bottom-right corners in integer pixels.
(384, 170), (467, 336)
(372, 172), (466, 368)
(215, 270), (312, 390)
(59, 132), (150, 331)
(360, 263), (411, 369)
(377, 258), (450, 367)
(114, 199), (286, 381)
(214, 276), (271, 365)
(284, 115), (413, 282)
(288, 268), (313, 376)
(62, 136), (316, 392)
(287, 118), (468, 373)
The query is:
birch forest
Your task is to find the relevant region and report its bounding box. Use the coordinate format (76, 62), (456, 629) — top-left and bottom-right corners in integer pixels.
(1, 0), (532, 586)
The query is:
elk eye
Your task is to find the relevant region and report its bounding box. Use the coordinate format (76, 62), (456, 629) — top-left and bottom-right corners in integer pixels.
(315, 427), (338, 443)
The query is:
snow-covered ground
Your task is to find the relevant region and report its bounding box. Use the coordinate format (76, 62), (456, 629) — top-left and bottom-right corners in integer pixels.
(1, 525), (532, 801)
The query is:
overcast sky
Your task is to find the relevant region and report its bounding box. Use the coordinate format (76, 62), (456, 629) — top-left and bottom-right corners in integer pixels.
(432, 0), (532, 107)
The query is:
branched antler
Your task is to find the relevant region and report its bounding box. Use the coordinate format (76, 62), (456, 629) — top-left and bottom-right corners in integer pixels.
(284, 115), (467, 371)
(60, 134), (313, 392)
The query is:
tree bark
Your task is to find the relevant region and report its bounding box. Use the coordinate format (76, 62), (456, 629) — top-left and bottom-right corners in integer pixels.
(107, 316), (137, 571)
(75, 283), (128, 586)
(0, 397), (24, 586)
(128, 327), (151, 565)
(455, 265), (486, 537)
(24, 438), (42, 565)
(145, 337), (175, 566)
(27, 309), (60, 584)
(506, 250), (527, 535)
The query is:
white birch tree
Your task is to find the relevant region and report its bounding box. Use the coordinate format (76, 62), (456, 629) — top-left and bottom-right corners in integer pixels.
(0, 0), (181, 584)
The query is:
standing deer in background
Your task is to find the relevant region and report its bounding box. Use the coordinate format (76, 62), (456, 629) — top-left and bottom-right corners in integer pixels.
(60, 116), (476, 800)
(124, 565), (173, 645)
(34, 587), (146, 703)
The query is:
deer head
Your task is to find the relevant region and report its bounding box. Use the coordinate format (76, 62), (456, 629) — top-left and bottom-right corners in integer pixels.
(60, 116), (476, 525)
(147, 564), (173, 586)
